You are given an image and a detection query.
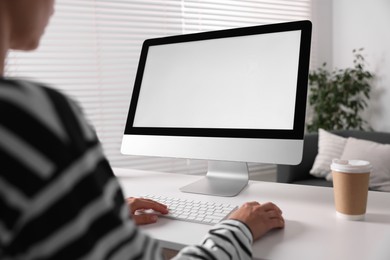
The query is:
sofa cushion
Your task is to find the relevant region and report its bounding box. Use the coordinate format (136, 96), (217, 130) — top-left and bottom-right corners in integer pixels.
(339, 137), (390, 192)
(310, 129), (347, 179)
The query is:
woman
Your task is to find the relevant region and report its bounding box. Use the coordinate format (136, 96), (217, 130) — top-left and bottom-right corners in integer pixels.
(0, 0), (284, 259)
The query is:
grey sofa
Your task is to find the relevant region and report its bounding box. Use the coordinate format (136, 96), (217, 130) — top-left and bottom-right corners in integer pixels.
(276, 130), (390, 187)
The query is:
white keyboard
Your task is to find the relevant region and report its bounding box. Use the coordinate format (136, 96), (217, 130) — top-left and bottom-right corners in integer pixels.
(141, 194), (238, 225)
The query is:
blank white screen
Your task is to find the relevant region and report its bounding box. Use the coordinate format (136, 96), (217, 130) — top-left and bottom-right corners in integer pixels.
(133, 30), (301, 130)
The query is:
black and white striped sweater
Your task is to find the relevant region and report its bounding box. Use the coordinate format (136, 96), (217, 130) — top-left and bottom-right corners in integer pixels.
(0, 78), (253, 260)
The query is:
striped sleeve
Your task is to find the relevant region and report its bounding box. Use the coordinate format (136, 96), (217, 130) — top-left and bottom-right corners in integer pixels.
(174, 220), (253, 260)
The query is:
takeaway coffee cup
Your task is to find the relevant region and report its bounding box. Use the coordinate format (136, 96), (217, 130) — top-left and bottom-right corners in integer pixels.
(331, 159), (372, 221)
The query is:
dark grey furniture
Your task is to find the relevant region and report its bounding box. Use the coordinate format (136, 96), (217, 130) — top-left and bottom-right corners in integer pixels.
(277, 130), (390, 187)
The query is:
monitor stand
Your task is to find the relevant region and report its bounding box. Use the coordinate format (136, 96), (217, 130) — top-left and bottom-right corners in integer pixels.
(180, 161), (249, 197)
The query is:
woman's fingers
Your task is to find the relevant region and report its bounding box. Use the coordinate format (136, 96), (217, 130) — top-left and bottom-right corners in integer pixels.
(127, 197), (169, 214)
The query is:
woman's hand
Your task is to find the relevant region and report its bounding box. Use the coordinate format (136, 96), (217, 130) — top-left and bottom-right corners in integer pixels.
(228, 201), (284, 240)
(126, 197), (169, 225)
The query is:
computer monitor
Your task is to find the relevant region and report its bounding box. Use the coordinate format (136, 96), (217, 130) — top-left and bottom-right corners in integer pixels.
(122, 20), (312, 197)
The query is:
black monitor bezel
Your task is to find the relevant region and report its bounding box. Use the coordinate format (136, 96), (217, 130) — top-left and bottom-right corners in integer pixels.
(125, 20), (311, 139)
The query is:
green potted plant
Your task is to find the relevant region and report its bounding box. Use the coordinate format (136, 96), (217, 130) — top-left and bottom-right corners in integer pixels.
(306, 48), (374, 132)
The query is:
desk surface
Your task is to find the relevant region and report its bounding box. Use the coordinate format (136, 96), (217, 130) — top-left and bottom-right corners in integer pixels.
(114, 168), (390, 260)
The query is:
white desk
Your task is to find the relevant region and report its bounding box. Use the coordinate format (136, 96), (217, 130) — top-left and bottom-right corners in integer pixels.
(114, 168), (390, 260)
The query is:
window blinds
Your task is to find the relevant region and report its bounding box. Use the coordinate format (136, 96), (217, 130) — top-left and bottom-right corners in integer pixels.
(5, 0), (311, 176)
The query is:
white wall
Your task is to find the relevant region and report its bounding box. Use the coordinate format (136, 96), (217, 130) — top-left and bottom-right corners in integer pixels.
(330, 0), (390, 131)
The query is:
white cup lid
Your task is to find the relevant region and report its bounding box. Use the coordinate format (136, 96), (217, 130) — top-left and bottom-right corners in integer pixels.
(331, 159), (372, 173)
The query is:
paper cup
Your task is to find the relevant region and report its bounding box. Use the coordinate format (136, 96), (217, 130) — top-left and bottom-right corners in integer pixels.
(331, 159), (371, 221)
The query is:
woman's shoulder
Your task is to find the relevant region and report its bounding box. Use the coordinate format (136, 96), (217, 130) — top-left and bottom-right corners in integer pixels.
(0, 77), (79, 115)
(0, 77), (67, 100)
(0, 77), (98, 152)
(0, 77), (85, 141)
